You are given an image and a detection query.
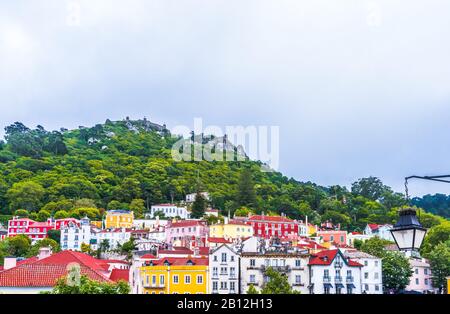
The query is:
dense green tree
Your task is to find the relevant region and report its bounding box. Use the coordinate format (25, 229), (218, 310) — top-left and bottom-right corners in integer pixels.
(246, 284), (259, 294)
(47, 229), (61, 243)
(236, 168), (257, 209)
(14, 209), (29, 218)
(129, 199), (145, 218)
(6, 181), (45, 212)
(27, 238), (60, 257)
(191, 192), (207, 219)
(351, 177), (391, 201)
(382, 251), (412, 294)
(5, 235), (32, 257)
(426, 242), (450, 293)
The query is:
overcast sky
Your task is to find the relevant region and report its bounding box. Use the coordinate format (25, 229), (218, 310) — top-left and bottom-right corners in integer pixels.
(1, 0), (450, 196)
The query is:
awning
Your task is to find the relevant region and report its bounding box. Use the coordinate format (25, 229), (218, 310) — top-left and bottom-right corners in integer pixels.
(335, 283), (345, 289)
(324, 283), (333, 288)
(346, 284), (356, 289)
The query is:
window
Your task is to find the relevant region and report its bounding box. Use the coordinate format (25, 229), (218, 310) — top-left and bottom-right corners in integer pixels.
(173, 275), (179, 284)
(185, 275), (191, 284)
(424, 268), (428, 275)
(415, 268), (419, 274)
(221, 253), (227, 263)
(221, 281), (228, 290)
(152, 275), (156, 285)
(230, 267), (236, 277)
(213, 255), (218, 262)
(415, 278), (419, 285)
(213, 267), (218, 277)
(375, 285), (380, 291)
(375, 260), (379, 267)
(324, 286), (330, 294)
(295, 260), (301, 267)
(220, 267), (227, 275)
(364, 272), (369, 279)
(374, 272), (379, 279)
(340, 236), (344, 243)
(250, 259), (256, 267)
(324, 270), (329, 277)
(347, 287), (353, 295)
(212, 281), (218, 291)
(197, 275), (203, 284)
(230, 255), (235, 262)
(330, 236), (334, 242)
(295, 275), (301, 284)
(160, 275), (165, 285)
(230, 282), (236, 292)
(364, 260), (368, 266)
(364, 284), (369, 291)
(250, 275), (256, 283)
(425, 279), (428, 285)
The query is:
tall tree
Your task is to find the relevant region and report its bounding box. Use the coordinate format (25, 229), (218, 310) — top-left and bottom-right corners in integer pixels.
(351, 177), (391, 201)
(6, 181), (46, 212)
(382, 251), (412, 294)
(427, 242), (450, 294)
(236, 168), (257, 209)
(191, 191), (207, 219)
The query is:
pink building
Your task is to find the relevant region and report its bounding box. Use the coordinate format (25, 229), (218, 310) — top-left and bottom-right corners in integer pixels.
(317, 230), (348, 246)
(406, 258), (437, 294)
(165, 220), (208, 246)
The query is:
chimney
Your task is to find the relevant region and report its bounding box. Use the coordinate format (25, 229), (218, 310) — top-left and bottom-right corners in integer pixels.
(193, 247), (200, 257)
(4, 257), (17, 270)
(38, 247), (52, 260)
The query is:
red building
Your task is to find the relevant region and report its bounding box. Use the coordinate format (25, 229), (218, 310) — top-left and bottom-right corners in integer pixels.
(7, 217), (81, 242)
(246, 215), (304, 239)
(7, 218), (54, 242)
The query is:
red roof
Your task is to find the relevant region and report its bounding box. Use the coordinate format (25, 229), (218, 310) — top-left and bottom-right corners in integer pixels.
(0, 251), (111, 287)
(248, 215), (295, 223)
(141, 254), (157, 259)
(109, 269), (129, 283)
(308, 250), (362, 267)
(146, 257), (209, 266)
(208, 237), (232, 244)
(368, 224), (380, 231)
(0, 266), (3, 272)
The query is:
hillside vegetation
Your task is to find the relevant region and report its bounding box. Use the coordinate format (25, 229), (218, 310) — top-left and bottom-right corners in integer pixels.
(0, 118), (447, 235)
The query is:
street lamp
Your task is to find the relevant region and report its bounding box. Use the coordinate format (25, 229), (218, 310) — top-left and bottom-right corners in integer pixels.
(390, 208), (427, 257)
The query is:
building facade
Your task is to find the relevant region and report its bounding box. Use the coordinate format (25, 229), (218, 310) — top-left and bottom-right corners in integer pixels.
(165, 220), (208, 245)
(105, 210), (134, 229)
(209, 220), (254, 240)
(246, 215), (307, 239)
(140, 257), (209, 294)
(364, 224), (394, 242)
(308, 249), (363, 294)
(240, 252), (310, 294)
(406, 258), (436, 294)
(344, 250), (383, 294)
(7, 218), (54, 243)
(209, 245), (240, 294)
(60, 217), (92, 251)
(149, 204), (190, 219)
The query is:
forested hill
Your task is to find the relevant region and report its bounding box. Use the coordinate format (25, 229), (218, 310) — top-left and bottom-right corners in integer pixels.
(0, 118), (447, 231)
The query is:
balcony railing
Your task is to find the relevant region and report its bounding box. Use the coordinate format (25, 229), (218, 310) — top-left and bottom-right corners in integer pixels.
(143, 283), (165, 289)
(261, 265), (291, 273)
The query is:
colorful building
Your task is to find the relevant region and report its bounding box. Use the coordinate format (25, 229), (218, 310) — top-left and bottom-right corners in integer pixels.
(246, 215), (307, 239)
(105, 210), (134, 229)
(209, 220), (254, 240)
(405, 258), (437, 294)
(317, 230), (348, 246)
(140, 257), (209, 294)
(7, 218), (55, 243)
(165, 220), (209, 245)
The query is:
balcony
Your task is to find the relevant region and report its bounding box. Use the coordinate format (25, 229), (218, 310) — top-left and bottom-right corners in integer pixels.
(323, 276), (331, 283)
(334, 262), (343, 268)
(335, 276), (343, 284)
(247, 282), (259, 287)
(143, 283), (165, 289)
(261, 265), (291, 273)
(292, 283), (305, 287)
(346, 276), (354, 283)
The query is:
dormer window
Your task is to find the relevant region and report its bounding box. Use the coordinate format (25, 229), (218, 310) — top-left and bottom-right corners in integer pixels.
(186, 260), (194, 266)
(163, 260), (171, 266)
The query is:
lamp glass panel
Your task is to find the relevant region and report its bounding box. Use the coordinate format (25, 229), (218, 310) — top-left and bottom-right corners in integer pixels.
(392, 229), (414, 250)
(413, 229), (426, 250)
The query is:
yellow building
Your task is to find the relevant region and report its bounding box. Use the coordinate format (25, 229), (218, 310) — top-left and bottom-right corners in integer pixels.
(307, 223), (317, 236)
(105, 210), (134, 229)
(209, 220), (254, 240)
(140, 257), (209, 294)
(447, 277), (450, 294)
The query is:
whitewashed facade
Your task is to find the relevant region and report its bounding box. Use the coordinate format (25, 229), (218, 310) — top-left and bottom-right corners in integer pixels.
(209, 245), (240, 294)
(240, 252), (310, 294)
(344, 250), (383, 294)
(308, 250), (363, 294)
(60, 217), (92, 251)
(149, 204), (190, 219)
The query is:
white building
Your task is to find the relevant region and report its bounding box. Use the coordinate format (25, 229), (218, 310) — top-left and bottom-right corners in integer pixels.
(148, 204), (190, 219)
(364, 224), (394, 242)
(347, 232), (373, 246)
(240, 252), (310, 294)
(186, 192), (210, 203)
(308, 249), (363, 294)
(60, 217), (92, 251)
(133, 218), (168, 230)
(344, 250), (383, 294)
(209, 244), (240, 294)
(96, 228), (132, 250)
